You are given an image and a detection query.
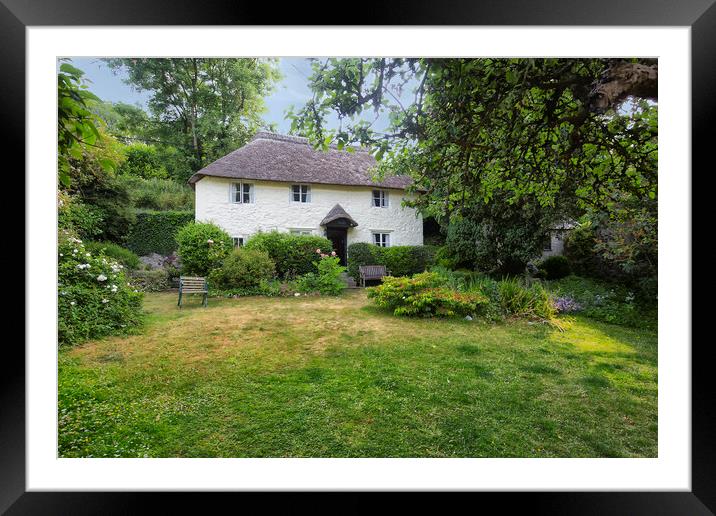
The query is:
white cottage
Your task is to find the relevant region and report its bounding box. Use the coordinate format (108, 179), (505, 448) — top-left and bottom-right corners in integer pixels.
(189, 132), (423, 264)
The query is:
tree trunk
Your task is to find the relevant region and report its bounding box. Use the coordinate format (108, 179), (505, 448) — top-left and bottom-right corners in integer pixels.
(589, 62), (658, 112)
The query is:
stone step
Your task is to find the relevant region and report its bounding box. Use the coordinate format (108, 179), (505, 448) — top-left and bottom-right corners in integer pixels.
(340, 272), (359, 288)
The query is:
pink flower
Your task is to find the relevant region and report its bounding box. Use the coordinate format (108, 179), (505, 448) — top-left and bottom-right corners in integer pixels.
(315, 248), (321, 254)
(331, 251), (336, 256)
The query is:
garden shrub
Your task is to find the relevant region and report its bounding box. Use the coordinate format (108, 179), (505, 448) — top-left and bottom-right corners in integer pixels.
(497, 278), (556, 320)
(347, 242), (382, 281)
(295, 251), (346, 296)
(431, 267), (556, 322)
(367, 272), (488, 317)
(547, 275), (656, 328)
(85, 241), (141, 269)
(346, 243), (437, 281)
(126, 210), (194, 256)
(176, 221), (233, 276)
(538, 255), (572, 280)
(58, 231), (143, 346)
(563, 222), (598, 277)
(130, 269), (170, 292)
(58, 192), (104, 240)
(244, 231), (333, 279)
(119, 175), (194, 211)
(208, 248), (276, 293)
(383, 245), (438, 277)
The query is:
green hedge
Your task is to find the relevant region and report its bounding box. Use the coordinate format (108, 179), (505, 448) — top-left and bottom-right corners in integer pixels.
(347, 242), (437, 281)
(244, 231), (333, 279)
(85, 241), (141, 269)
(126, 210), (194, 256)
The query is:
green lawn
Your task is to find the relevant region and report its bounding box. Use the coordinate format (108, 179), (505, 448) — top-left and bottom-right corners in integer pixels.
(59, 290), (657, 458)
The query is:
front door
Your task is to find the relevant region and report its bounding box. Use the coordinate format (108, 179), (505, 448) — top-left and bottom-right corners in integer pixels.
(325, 227), (348, 265)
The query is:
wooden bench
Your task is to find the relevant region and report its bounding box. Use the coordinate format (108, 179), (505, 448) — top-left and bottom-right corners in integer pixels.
(358, 265), (390, 287)
(178, 276), (208, 308)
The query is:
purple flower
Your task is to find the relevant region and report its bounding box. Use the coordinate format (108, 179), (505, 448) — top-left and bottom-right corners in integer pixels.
(554, 296), (582, 313)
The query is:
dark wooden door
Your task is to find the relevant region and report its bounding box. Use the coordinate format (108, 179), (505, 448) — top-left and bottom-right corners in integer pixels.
(325, 227), (348, 265)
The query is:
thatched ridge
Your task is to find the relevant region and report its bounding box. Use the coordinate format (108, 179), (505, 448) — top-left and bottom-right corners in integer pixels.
(188, 132), (412, 190)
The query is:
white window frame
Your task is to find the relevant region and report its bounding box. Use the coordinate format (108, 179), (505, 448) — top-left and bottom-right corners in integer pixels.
(232, 236), (245, 248)
(290, 184), (312, 203)
(231, 182), (254, 204)
(372, 232), (391, 247)
(372, 189), (389, 208)
(289, 228), (314, 236)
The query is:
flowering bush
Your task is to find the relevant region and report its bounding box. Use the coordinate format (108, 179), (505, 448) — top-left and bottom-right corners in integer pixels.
(553, 296), (583, 313)
(58, 231), (143, 345)
(367, 272), (489, 317)
(175, 221), (233, 276)
(295, 250), (346, 296)
(546, 275), (653, 328)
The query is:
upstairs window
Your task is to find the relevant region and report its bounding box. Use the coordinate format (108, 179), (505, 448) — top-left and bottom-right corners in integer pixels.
(372, 189), (389, 208)
(291, 184), (311, 203)
(373, 232), (390, 247)
(231, 183), (253, 204)
(290, 229), (313, 236)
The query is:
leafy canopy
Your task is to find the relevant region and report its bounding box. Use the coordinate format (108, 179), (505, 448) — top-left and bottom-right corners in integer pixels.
(57, 62), (113, 187)
(289, 58), (657, 222)
(104, 58), (281, 181)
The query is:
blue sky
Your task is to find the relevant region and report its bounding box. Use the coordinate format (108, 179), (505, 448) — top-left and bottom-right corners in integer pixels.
(66, 57), (390, 134)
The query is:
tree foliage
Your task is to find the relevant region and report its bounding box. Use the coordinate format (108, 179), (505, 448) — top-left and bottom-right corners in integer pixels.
(289, 58), (657, 222)
(57, 62), (113, 187)
(117, 142), (168, 179)
(104, 58), (280, 181)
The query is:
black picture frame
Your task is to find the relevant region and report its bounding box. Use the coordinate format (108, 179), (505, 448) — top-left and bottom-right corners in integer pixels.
(4, 0), (710, 513)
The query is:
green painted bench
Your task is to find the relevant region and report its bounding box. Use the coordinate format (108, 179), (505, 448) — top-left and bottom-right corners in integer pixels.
(178, 276), (208, 308)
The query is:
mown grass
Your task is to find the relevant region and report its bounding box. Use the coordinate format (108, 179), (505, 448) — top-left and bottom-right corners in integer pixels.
(58, 290), (657, 458)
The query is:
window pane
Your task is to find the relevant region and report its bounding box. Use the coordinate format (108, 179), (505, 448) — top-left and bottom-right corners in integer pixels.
(233, 184), (241, 202)
(243, 184), (252, 203)
(382, 192), (389, 207)
(373, 234), (380, 245)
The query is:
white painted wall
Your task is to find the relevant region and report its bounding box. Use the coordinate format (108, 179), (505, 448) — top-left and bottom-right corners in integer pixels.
(540, 230), (569, 259)
(194, 177), (423, 246)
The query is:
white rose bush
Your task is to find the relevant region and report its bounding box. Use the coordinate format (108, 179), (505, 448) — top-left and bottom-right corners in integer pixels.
(58, 230), (143, 345)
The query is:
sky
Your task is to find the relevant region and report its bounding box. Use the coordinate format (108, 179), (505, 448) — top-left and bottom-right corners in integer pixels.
(65, 57), (393, 134)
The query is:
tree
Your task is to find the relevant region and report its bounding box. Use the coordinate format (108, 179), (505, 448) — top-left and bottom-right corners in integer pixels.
(117, 143), (168, 179)
(444, 189), (565, 274)
(104, 58), (280, 180)
(289, 58), (657, 223)
(64, 126), (136, 243)
(57, 62), (114, 187)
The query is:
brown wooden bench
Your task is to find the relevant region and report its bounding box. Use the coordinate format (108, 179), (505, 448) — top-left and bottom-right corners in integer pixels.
(358, 265), (390, 287)
(178, 276), (208, 308)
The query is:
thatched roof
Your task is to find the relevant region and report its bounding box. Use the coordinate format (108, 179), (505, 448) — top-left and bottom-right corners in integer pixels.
(320, 204), (359, 227)
(188, 132), (413, 190)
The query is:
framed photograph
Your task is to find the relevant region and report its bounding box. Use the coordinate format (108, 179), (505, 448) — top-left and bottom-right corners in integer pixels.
(5, 0), (710, 512)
